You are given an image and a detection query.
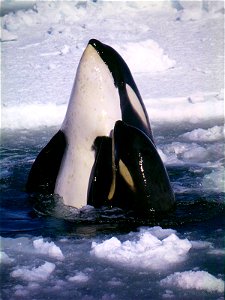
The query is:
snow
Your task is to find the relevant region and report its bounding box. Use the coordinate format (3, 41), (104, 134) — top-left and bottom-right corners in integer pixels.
(33, 238), (65, 260)
(91, 228), (192, 270)
(208, 249), (225, 256)
(159, 140), (224, 167)
(1, 1), (224, 131)
(67, 272), (90, 283)
(3, 93), (223, 130)
(11, 261), (56, 282)
(1, 1), (224, 299)
(160, 270), (225, 293)
(146, 95), (223, 125)
(1, 224), (225, 299)
(202, 167), (225, 192)
(177, 1), (224, 21)
(1, 236), (64, 260)
(2, 103), (66, 130)
(114, 39), (176, 73)
(190, 240), (212, 250)
(180, 125), (224, 142)
(0, 251), (14, 264)
(0, 28), (18, 42)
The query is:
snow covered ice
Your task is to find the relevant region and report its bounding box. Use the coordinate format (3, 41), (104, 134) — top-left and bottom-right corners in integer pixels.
(91, 228), (192, 270)
(0, 1), (224, 299)
(33, 238), (65, 260)
(1, 226), (225, 299)
(160, 270), (224, 293)
(11, 261), (56, 282)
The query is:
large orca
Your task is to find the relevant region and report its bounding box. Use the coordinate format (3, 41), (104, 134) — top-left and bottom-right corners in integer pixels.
(26, 39), (175, 214)
(26, 39), (152, 207)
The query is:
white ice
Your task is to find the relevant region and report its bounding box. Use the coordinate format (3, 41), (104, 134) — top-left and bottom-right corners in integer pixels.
(91, 227), (192, 270)
(11, 261), (55, 282)
(180, 126), (224, 142)
(1, 2), (224, 131)
(67, 272), (90, 283)
(1, 1), (224, 299)
(1, 224), (225, 298)
(160, 270), (225, 293)
(33, 238), (65, 260)
(202, 167), (225, 192)
(114, 39), (176, 73)
(0, 251), (14, 264)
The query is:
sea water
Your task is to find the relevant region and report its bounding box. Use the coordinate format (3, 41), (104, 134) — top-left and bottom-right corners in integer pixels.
(1, 2), (224, 299)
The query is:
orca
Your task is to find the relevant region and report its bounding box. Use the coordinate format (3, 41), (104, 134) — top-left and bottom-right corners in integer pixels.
(88, 39), (154, 141)
(109, 121), (175, 215)
(26, 39), (156, 210)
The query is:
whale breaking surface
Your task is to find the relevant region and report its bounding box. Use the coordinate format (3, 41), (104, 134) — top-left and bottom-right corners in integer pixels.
(1, 2), (224, 299)
(26, 39), (175, 217)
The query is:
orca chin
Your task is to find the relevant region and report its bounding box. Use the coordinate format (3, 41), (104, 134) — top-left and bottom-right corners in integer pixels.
(26, 38), (175, 217)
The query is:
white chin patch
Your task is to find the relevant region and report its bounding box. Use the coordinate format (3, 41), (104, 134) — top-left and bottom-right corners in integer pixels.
(55, 44), (122, 208)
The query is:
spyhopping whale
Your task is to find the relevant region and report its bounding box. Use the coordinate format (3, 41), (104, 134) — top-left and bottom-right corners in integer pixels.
(26, 39), (175, 216)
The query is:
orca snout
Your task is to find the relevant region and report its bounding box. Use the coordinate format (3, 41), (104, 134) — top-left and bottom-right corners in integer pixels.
(88, 39), (103, 50)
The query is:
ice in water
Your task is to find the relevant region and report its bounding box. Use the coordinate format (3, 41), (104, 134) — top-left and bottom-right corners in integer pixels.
(0, 1), (224, 299)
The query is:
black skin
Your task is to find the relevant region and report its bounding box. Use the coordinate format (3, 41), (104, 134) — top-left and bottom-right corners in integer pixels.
(88, 136), (113, 208)
(26, 130), (66, 194)
(26, 40), (175, 218)
(111, 121), (175, 216)
(89, 39), (154, 142)
(26, 38), (153, 196)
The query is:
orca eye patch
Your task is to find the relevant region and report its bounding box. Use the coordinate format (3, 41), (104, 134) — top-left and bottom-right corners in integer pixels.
(125, 84), (149, 129)
(119, 159), (135, 192)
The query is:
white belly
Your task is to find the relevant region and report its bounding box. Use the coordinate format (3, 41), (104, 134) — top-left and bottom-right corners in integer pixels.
(54, 44), (121, 208)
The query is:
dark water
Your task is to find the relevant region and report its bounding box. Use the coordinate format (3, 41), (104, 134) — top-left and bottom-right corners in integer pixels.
(1, 127), (224, 237)
(0, 127), (225, 300)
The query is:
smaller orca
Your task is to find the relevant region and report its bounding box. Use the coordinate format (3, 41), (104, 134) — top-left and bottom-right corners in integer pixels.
(108, 121), (175, 215)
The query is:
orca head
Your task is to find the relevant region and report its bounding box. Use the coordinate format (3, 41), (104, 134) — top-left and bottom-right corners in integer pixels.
(88, 39), (153, 140)
(112, 120), (175, 216)
(89, 39), (138, 90)
(62, 40), (121, 136)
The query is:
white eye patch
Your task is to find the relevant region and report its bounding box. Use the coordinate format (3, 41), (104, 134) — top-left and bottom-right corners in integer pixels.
(126, 84), (149, 128)
(108, 134), (116, 200)
(119, 159), (135, 192)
